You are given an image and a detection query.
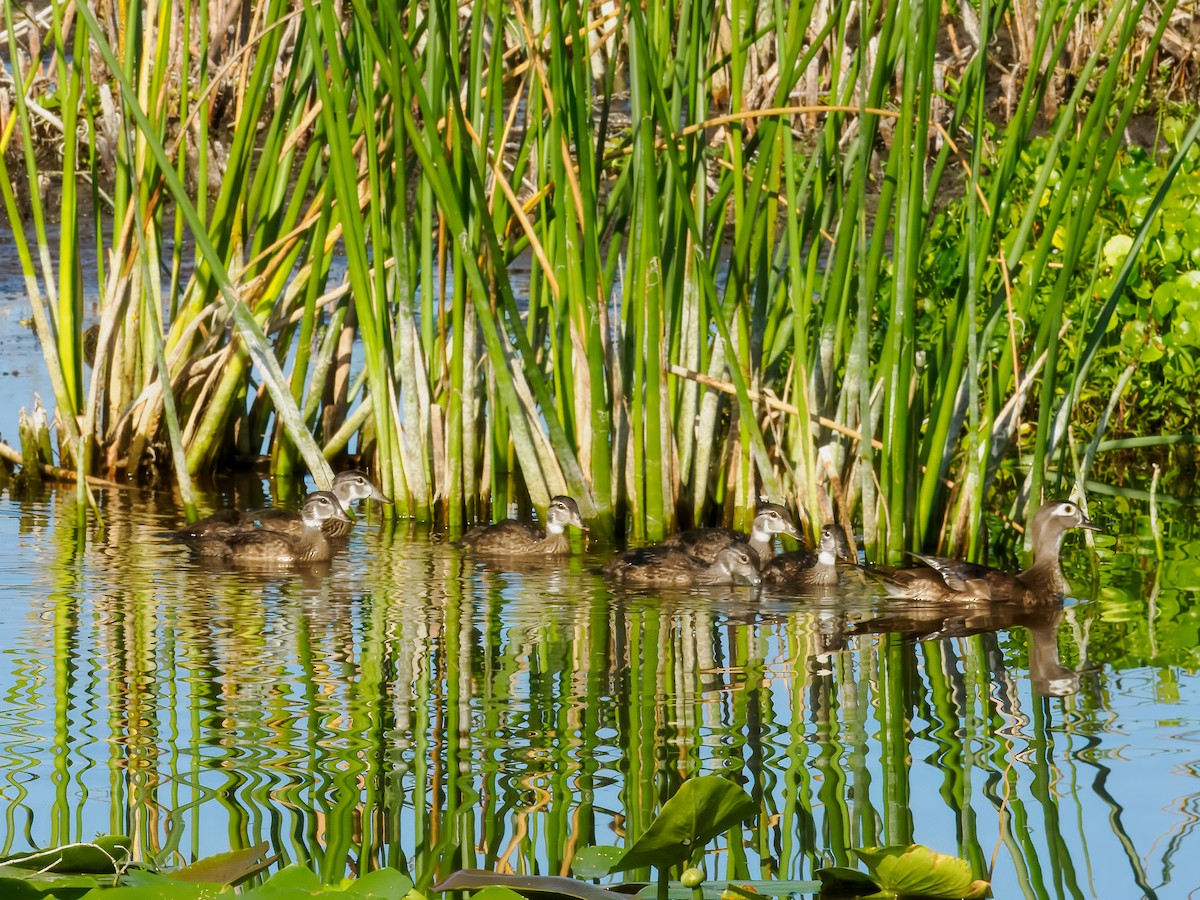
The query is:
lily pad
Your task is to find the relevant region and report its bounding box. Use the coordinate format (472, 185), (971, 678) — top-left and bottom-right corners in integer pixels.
(435, 869), (626, 900)
(572, 847), (626, 880)
(168, 842), (275, 886)
(2, 836), (132, 874)
(851, 845), (990, 899)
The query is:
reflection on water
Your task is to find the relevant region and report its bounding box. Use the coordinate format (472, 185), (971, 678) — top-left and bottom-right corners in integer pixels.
(0, 484), (1196, 898)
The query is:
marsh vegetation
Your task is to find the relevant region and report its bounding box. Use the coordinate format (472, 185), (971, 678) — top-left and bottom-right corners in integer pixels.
(1, 0), (1197, 556)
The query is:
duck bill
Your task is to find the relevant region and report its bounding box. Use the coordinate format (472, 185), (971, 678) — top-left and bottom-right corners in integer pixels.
(1080, 516), (1102, 533)
(370, 486), (391, 503)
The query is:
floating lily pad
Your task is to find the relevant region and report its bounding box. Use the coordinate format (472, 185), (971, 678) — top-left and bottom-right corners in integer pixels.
(850, 845), (990, 899)
(435, 868), (627, 900)
(168, 842), (275, 886)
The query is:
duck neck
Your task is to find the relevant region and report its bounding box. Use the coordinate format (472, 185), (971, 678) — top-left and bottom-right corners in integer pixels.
(1020, 532), (1066, 592)
(747, 528), (772, 558)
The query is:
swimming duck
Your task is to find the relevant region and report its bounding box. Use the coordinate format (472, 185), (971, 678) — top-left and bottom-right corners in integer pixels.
(602, 544), (762, 587)
(183, 469), (387, 540)
(457, 496), (587, 556)
(662, 503), (802, 564)
(762, 524), (851, 588)
(183, 491), (349, 565)
(866, 500), (1100, 602)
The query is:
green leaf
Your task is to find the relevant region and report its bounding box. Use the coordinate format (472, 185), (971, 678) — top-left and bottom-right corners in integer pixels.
(340, 869), (416, 898)
(0, 873), (101, 899)
(435, 869), (625, 900)
(168, 842), (275, 886)
(239, 863), (321, 896)
(572, 847), (626, 880)
(1103, 234), (1134, 267)
(78, 880), (222, 900)
(3, 837), (132, 874)
(612, 777), (756, 873)
(814, 866), (884, 897)
(851, 846), (990, 899)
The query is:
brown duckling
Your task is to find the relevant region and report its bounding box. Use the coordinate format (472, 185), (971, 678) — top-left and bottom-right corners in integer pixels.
(457, 496), (587, 556)
(867, 500), (1099, 602)
(183, 491), (350, 565)
(183, 469), (387, 541)
(662, 503), (802, 563)
(762, 524), (851, 588)
(602, 544), (762, 587)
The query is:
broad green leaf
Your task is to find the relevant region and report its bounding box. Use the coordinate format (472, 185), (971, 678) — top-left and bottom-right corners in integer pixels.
(239, 863), (321, 896)
(0, 874), (87, 899)
(629, 880), (823, 899)
(814, 866), (882, 896)
(851, 846), (990, 899)
(169, 842), (275, 886)
(3, 837), (132, 874)
(78, 881), (221, 900)
(612, 777), (756, 873)
(340, 868), (415, 897)
(435, 869), (625, 900)
(571, 847), (626, 879)
(1103, 234), (1134, 267)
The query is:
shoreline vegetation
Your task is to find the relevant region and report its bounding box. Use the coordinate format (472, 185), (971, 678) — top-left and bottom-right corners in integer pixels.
(0, 0), (1197, 556)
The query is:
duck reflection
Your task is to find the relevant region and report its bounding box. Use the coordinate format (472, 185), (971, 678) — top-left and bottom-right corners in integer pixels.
(846, 598), (1085, 697)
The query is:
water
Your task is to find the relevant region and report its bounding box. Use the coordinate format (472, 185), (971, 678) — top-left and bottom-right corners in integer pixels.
(0, 482), (1195, 899)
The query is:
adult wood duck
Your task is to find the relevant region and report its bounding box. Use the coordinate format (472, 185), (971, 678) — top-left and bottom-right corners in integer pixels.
(182, 469), (387, 541)
(602, 544), (762, 587)
(457, 496), (587, 556)
(661, 503), (802, 564)
(762, 524), (851, 588)
(866, 500), (1100, 602)
(182, 491), (349, 565)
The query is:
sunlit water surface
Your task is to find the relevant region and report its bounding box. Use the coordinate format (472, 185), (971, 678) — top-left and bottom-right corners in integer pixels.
(0, 483), (1195, 899)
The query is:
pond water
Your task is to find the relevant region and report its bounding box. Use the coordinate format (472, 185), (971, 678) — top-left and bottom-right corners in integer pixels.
(0, 480), (1195, 899)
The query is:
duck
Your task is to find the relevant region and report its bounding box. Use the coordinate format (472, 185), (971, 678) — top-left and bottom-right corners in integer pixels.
(456, 496), (587, 556)
(661, 503), (802, 564)
(762, 524), (851, 588)
(602, 544), (762, 587)
(181, 469), (387, 541)
(182, 491), (349, 565)
(865, 500), (1100, 602)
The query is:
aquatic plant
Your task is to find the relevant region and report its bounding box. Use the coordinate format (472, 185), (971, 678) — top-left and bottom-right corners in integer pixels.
(1, 0), (1193, 550)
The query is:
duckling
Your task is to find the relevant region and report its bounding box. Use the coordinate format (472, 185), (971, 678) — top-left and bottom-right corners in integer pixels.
(183, 491), (349, 565)
(457, 496), (587, 556)
(183, 469), (387, 540)
(602, 544), (762, 587)
(662, 503), (802, 563)
(866, 500), (1099, 602)
(762, 524), (851, 588)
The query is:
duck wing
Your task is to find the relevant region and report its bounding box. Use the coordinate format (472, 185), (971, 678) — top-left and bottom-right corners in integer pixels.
(862, 563), (991, 602)
(457, 520), (549, 554)
(602, 547), (705, 586)
(661, 527), (747, 563)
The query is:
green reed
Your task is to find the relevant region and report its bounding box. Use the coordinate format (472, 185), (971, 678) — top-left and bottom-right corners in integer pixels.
(2, 0), (1187, 545)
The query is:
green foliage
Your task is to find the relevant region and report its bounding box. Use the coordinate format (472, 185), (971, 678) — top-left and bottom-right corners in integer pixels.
(817, 845), (990, 899)
(0, 838), (418, 900)
(6, 0), (1193, 550)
